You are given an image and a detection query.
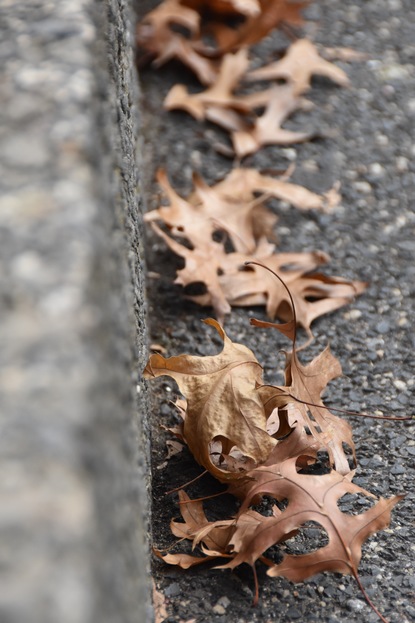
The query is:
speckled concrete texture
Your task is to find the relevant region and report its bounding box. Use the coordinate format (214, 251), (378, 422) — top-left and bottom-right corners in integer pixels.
(0, 1), (150, 622)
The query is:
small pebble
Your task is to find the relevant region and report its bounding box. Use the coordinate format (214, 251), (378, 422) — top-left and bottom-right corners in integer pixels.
(354, 181), (372, 194)
(376, 320), (390, 334)
(217, 596), (230, 609)
(405, 604), (415, 618)
(347, 598), (365, 612)
(165, 582), (180, 597)
(396, 156), (409, 172)
(369, 163), (385, 178)
(390, 463), (405, 475)
(393, 379), (407, 391)
(212, 603), (226, 615)
(286, 607), (302, 619)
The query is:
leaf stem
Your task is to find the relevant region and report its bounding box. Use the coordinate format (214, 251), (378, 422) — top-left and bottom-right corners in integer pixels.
(178, 490), (228, 504)
(352, 569), (390, 623)
(260, 385), (413, 421)
(165, 470), (208, 495)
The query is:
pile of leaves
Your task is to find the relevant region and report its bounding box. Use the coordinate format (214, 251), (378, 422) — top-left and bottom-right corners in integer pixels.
(139, 0), (366, 330)
(137, 0), (356, 158)
(146, 166), (365, 336)
(144, 297), (403, 620)
(137, 1), (407, 621)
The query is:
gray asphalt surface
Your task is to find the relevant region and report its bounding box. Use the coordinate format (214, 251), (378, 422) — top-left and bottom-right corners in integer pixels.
(137, 1), (415, 621)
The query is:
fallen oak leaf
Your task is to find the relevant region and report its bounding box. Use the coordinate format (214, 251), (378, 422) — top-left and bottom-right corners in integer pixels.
(219, 253), (366, 341)
(150, 219), (365, 332)
(221, 457), (404, 582)
(192, 171), (277, 252)
(150, 222), (232, 321)
(153, 35), (218, 86)
(247, 263), (359, 473)
(166, 439), (185, 459)
(211, 167), (340, 212)
(322, 46), (369, 63)
(171, 490), (233, 552)
(257, 342), (356, 474)
(136, 0), (217, 84)
(247, 39), (350, 95)
(162, 463), (403, 620)
(231, 85), (314, 158)
(152, 579), (168, 623)
(164, 49), (251, 120)
(154, 549), (217, 568)
(144, 318), (277, 481)
(145, 168), (205, 232)
(147, 169), (277, 254)
(205, 0), (308, 54)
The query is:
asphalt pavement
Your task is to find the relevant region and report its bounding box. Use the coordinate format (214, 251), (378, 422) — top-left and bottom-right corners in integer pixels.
(138, 1), (415, 621)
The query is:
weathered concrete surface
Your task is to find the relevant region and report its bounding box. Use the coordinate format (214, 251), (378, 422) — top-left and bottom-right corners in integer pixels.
(0, 1), (150, 622)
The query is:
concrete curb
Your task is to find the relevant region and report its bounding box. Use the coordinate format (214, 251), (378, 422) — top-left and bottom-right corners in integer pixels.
(0, 1), (151, 622)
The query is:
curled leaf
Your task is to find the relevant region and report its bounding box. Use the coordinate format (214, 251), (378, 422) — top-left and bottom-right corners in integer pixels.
(144, 318), (277, 480)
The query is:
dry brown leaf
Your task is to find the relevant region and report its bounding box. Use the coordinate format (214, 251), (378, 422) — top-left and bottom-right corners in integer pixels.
(183, 0), (261, 16)
(151, 343), (168, 354)
(146, 168), (277, 254)
(212, 167), (340, 212)
(156, 466), (402, 591)
(171, 490), (233, 551)
(144, 318), (277, 481)
(221, 458), (403, 579)
(219, 253), (366, 339)
(152, 580), (168, 623)
(141, 0), (201, 37)
(164, 49), (251, 120)
(207, 0), (308, 54)
(150, 213), (365, 333)
(254, 324), (356, 473)
(154, 548), (216, 568)
(231, 85), (314, 158)
(166, 439), (185, 458)
(147, 318), (403, 608)
(322, 46), (369, 63)
(136, 0), (217, 84)
(247, 39), (350, 95)
(163, 52), (280, 122)
(151, 221), (232, 320)
(192, 172), (277, 252)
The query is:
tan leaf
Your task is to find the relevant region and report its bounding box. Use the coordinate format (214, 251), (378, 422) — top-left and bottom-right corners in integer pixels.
(231, 85), (314, 158)
(164, 49), (250, 119)
(247, 39), (350, 96)
(192, 172), (276, 252)
(220, 252), (366, 340)
(150, 214), (365, 332)
(154, 549), (214, 568)
(322, 46), (369, 63)
(166, 439), (184, 459)
(152, 580), (168, 623)
(212, 167), (340, 212)
(147, 168), (277, 254)
(150, 222), (232, 321)
(136, 0), (217, 85)
(171, 490), (233, 551)
(144, 318), (277, 480)
(251, 267), (366, 339)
